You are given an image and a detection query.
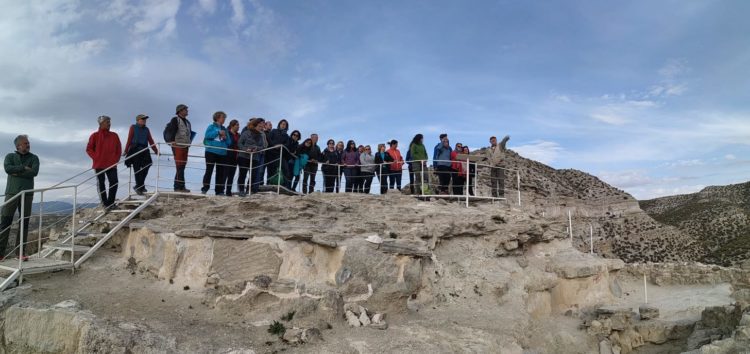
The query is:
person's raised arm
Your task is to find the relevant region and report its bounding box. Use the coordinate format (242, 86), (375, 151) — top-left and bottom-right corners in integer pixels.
(19, 155), (39, 178)
(500, 135), (510, 151)
(4, 154), (23, 175)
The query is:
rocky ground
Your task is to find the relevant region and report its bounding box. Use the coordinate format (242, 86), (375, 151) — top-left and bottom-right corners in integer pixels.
(0, 192), (747, 353)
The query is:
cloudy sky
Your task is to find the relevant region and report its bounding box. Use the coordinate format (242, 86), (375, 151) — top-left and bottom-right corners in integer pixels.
(1, 0), (748, 200)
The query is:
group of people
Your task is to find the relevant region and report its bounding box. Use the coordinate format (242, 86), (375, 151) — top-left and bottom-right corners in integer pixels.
(0, 104), (511, 258)
(81, 103), (514, 205)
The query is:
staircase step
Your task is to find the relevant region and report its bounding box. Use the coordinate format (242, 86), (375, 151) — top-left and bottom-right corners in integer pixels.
(117, 200), (146, 205)
(108, 209), (134, 214)
(0, 258), (73, 274)
(76, 232), (106, 238)
(42, 242), (92, 253)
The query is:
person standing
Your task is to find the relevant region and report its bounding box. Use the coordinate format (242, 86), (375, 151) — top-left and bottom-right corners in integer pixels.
(238, 118), (267, 195)
(201, 111), (231, 196)
(486, 135), (510, 198)
(341, 140), (360, 193)
(302, 133), (321, 194)
(450, 142), (464, 195)
(405, 146), (414, 194)
(292, 139), (312, 191)
(432, 133), (448, 169)
(0, 135), (39, 259)
(223, 119), (241, 196)
(451, 143), (466, 195)
(334, 141), (344, 193)
(163, 104), (194, 192)
(373, 143), (392, 194)
(386, 140), (404, 191)
(359, 145), (376, 194)
(409, 134), (428, 195)
(433, 136), (453, 194)
(320, 139), (340, 193)
(284, 130), (301, 189)
(87, 115), (122, 207)
(124, 114), (159, 195)
(463, 146), (475, 196)
(266, 119), (289, 185)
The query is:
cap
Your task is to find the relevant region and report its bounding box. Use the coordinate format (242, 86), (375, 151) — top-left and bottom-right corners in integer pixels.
(97, 115), (111, 124)
(136, 114), (149, 121)
(175, 104), (188, 113)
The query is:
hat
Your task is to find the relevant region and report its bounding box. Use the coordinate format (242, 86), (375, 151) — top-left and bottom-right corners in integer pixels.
(136, 114), (149, 121)
(388, 139), (398, 145)
(175, 104), (188, 113)
(97, 115), (111, 124)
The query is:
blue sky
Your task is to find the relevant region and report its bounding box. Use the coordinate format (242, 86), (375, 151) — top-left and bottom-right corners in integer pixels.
(0, 0), (748, 199)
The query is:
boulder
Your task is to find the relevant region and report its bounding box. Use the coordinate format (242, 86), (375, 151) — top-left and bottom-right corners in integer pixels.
(638, 305), (659, 320)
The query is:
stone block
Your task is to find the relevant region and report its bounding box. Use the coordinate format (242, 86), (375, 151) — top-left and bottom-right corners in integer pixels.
(345, 311), (361, 327)
(638, 305), (659, 320)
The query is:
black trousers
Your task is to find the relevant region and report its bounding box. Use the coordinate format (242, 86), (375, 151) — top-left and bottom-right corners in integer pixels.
(388, 172), (402, 190)
(322, 167), (337, 193)
(376, 169), (390, 194)
(131, 151), (151, 192)
(360, 171), (374, 194)
(202, 152), (226, 194)
(436, 165), (452, 193)
(452, 174), (466, 195)
(223, 154), (238, 195)
(0, 192), (33, 257)
(407, 164), (415, 193)
(237, 156), (251, 194)
(302, 164), (317, 194)
(96, 168), (118, 207)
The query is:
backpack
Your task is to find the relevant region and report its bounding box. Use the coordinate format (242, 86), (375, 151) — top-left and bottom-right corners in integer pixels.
(163, 118), (175, 143)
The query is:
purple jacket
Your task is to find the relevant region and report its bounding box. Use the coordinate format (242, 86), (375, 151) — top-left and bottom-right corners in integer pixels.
(341, 150), (360, 166)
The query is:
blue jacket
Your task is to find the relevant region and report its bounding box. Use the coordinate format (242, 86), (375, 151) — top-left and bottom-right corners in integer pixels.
(204, 123), (231, 156)
(434, 144), (452, 167)
(293, 153), (309, 176)
(433, 143), (441, 168)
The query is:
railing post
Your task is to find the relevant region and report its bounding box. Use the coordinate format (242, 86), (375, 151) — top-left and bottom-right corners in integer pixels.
(465, 158), (470, 208)
(19, 192), (26, 273)
(72, 186), (77, 265)
(128, 162), (133, 197)
(38, 190), (43, 259)
(379, 163), (382, 195)
(248, 152), (254, 195)
(337, 164), (341, 194)
(517, 169), (521, 206)
(277, 146), (282, 195)
(155, 144), (160, 193)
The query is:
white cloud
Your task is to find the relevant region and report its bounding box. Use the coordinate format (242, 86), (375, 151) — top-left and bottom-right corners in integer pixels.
(230, 0), (246, 27)
(725, 154), (737, 160)
(198, 0), (217, 14)
(513, 140), (562, 164)
(598, 170), (654, 188)
(663, 159), (704, 168)
(132, 0), (180, 37)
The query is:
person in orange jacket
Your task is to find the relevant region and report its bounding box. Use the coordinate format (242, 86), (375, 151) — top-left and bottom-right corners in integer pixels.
(87, 115), (122, 207)
(386, 140), (404, 191)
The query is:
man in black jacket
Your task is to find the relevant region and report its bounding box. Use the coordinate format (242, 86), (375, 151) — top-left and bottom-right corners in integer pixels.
(163, 104), (193, 192)
(302, 133), (321, 194)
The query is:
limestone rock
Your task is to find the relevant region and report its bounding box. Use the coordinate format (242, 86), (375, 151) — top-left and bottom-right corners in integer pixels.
(370, 321), (388, 330)
(345, 311), (361, 327)
(378, 239), (431, 257)
(598, 339), (613, 354)
(282, 328), (303, 343)
(358, 311), (371, 326)
(372, 313), (385, 324)
(638, 305), (659, 320)
(301, 328), (323, 343)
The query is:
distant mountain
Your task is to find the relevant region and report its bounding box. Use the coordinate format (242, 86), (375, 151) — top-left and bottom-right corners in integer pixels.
(31, 201), (98, 215)
(471, 148), (703, 263)
(640, 181), (750, 266)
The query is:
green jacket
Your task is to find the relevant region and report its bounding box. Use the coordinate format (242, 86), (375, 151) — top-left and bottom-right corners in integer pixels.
(410, 143), (428, 161)
(4, 151), (39, 196)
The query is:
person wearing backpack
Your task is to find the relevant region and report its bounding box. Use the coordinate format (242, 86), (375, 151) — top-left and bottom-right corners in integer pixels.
(163, 104), (195, 192)
(123, 114), (159, 195)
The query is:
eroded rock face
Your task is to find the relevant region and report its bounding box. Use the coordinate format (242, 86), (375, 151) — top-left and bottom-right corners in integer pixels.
(2, 301), (179, 353)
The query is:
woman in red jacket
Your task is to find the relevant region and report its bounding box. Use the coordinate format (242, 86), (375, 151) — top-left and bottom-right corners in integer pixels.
(86, 115), (122, 207)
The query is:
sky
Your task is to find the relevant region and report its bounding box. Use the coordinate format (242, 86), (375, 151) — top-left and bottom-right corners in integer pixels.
(0, 0), (749, 200)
